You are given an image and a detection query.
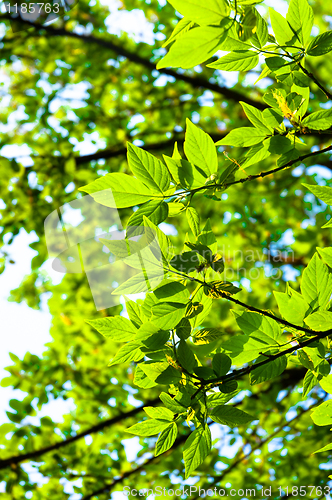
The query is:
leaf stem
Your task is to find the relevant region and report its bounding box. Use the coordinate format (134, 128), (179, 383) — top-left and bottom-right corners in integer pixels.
(178, 144), (332, 197)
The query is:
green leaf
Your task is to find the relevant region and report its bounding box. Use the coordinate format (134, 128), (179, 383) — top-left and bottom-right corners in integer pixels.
(211, 255), (225, 273)
(237, 0), (264, 4)
(140, 361), (182, 384)
(241, 140), (271, 169)
(176, 318), (191, 340)
(254, 10), (269, 47)
(307, 31), (332, 56)
(269, 8), (298, 46)
(100, 236), (148, 263)
(303, 369), (318, 397)
(216, 127), (269, 147)
(168, 202), (186, 216)
(134, 365), (157, 388)
(311, 400), (332, 426)
(126, 200), (169, 237)
(143, 216), (172, 262)
(301, 253), (332, 309)
(167, 0), (230, 25)
(153, 280), (190, 303)
(109, 342), (143, 367)
(160, 392), (187, 413)
(155, 422), (178, 456)
(204, 281), (241, 297)
(177, 340), (197, 372)
(221, 333), (279, 365)
(301, 109), (332, 130)
(274, 291), (309, 325)
(262, 108), (284, 129)
(193, 328), (224, 344)
(140, 293), (158, 320)
(163, 156), (207, 189)
(185, 242), (213, 262)
(268, 135), (293, 155)
(254, 63), (272, 84)
(250, 355), (287, 384)
(313, 442), (332, 454)
(301, 346), (325, 369)
(286, 0), (314, 46)
(163, 17), (195, 48)
(240, 102), (272, 133)
(79, 173), (161, 208)
(212, 353), (231, 377)
(189, 288), (213, 329)
(291, 72), (310, 117)
(170, 251), (200, 274)
(136, 324), (170, 350)
(277, 147), (300, 167)
(126, 419), (171, 436)
(144, 406), (174, 420)
(157, 27), (224, 69)
(233, 310), (281, 341)
(127, 143), (170, 194)
(219, 37), (252, 51)
(208, 51), (259, 71)
(317, 247), (332, 268)
(86, 316), (137, 341)
(125, 298), (144, 328)
(265, 56), (290, 74)
(319, 374), (332, 393)
(194, 366), (216, 379)
(210, 405), (255, 427)
(184, 119), (218, 177)
(186, 207), (200, 238)
(183, 425), (211, 479)
(304, 311), (332, 331)
(197, 219), (218, 251)
(112, 269), (166, 296)
(151, 301), (187, 329)
(302, 183), (332, 205)
(322, 219), (332, 229)
(207, 390), (240, 407)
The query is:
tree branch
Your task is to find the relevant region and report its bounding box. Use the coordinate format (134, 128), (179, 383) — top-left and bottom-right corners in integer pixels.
(185, 144), (332, 197)
(206, 326), (331, 389)
(297, 61), (332, 101)
(0, 396), (159, 470)
(0, 13), (266, 109)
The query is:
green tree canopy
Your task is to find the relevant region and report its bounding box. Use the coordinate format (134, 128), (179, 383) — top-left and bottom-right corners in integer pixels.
(1, 0), (332, 498)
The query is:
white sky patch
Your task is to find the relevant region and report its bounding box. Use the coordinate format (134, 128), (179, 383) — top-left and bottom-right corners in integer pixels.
(0, 230), (52, 423)
(100, 0), (157, 45)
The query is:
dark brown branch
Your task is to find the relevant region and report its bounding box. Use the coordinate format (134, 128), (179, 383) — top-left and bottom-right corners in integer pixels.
(0, 396), (159, 470)
(297, 61), (332, 101)
(206, 326), (332, 388)
(188, 144), (332, 195)
(0, 13), (266, 110)
(13, 131), (332, 169)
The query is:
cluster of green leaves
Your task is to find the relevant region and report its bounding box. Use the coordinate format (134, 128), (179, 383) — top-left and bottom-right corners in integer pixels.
(76, 0), (332, 477)
(86, 217), (332, 475)
(158, 0), (332, 76)
(2, 0), (332, 495)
